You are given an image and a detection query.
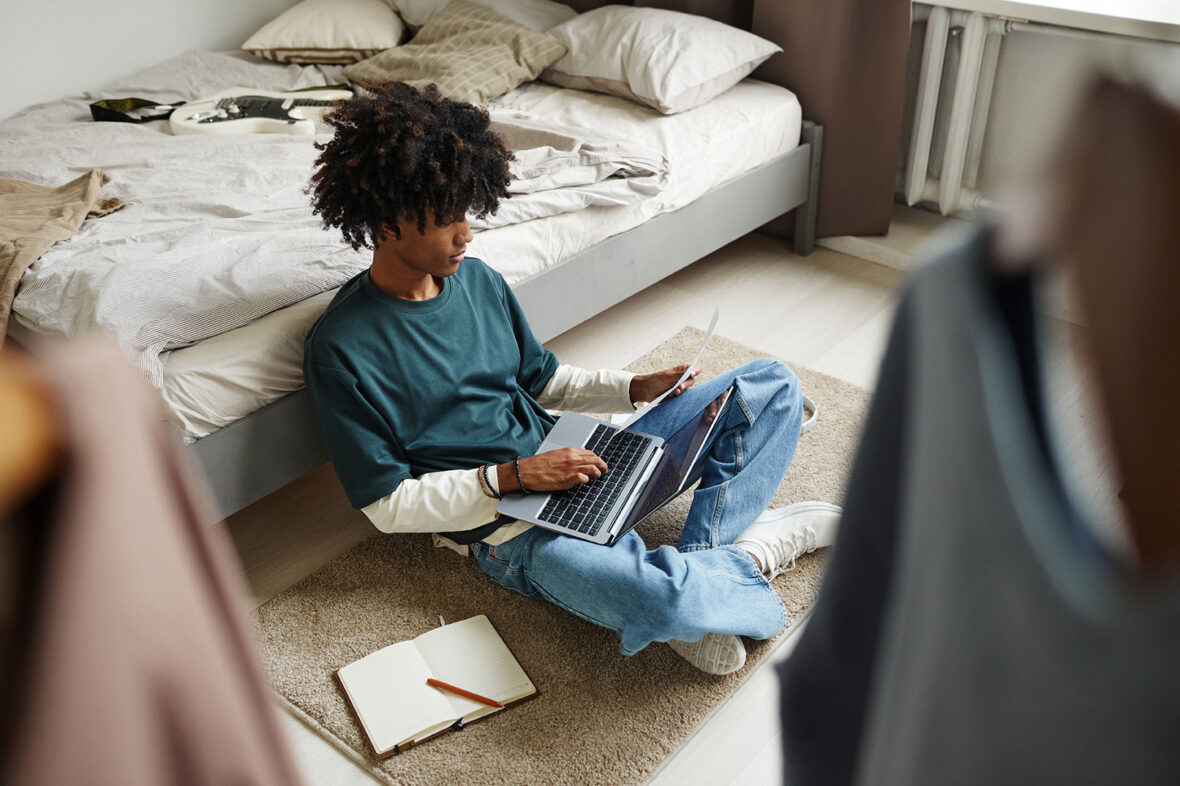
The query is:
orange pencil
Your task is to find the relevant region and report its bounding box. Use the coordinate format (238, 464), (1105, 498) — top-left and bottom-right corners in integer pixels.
(426, 678), (504, 709)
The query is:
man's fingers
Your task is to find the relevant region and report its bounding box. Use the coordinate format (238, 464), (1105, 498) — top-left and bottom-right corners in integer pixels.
(577, 449), (608, 473)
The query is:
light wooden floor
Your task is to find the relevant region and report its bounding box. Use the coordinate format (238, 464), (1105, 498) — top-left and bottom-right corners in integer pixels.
(223, 227), (1102, 785)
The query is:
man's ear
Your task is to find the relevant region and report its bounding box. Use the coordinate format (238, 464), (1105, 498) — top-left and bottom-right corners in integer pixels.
(376, 222), (401, 247)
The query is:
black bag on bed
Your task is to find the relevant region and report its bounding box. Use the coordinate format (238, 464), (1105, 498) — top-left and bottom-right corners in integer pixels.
(89, 97), (185, 124)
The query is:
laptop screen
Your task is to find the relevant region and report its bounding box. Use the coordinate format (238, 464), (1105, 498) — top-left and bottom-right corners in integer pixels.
(624, 385), (734, 528)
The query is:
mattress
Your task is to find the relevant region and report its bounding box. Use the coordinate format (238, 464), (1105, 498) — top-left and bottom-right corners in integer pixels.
(5, 52), (801, 442)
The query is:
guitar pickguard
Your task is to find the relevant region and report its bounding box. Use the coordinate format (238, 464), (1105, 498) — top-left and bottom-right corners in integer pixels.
(169, 87), (353, 136)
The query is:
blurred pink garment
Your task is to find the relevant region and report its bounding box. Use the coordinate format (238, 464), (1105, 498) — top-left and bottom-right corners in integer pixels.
(1, 338), (302, 786)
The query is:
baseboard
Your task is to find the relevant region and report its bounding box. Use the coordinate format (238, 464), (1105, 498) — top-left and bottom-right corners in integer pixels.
(817, 203), (972, 272)
(819, 204), (1087, 327)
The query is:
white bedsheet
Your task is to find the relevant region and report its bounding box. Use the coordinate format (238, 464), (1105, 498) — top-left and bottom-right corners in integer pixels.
(2, 50), (801, 441)
(3, 52), (362, 388)
(161, 77), (801, 442)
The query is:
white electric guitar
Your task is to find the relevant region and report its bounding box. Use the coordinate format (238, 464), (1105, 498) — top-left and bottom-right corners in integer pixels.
(169, 87), (354, 136)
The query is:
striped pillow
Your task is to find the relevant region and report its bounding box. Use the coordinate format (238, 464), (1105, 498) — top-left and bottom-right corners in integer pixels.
(242, 0), (407, 65)
(343, 0), (566, 104)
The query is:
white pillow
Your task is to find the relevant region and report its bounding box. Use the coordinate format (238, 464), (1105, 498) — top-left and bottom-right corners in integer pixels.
(242, 0), (407, 64)
(542, 6), (781, 114)
(393, 0), (577, 32)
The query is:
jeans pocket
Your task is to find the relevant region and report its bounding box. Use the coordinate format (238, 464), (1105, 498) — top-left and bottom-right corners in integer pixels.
(473, 541), (539, 599)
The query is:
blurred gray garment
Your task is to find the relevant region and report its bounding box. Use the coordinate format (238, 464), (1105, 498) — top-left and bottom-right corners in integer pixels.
(778, 226), (1180, 785)
(0, 338), (303, 786)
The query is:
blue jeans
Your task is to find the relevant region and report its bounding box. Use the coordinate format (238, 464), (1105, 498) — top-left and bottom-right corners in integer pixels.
(472, 359), (804, 655)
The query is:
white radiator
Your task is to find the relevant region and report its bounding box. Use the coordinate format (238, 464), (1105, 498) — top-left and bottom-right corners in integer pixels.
(901, 5), (1011, 215)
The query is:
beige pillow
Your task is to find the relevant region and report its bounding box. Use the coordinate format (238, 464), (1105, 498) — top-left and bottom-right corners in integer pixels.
(542, 6), (781, 114)
(242, 0), (407, 65)
(391, 0), (577, 31)
(343, 0), (566, 104)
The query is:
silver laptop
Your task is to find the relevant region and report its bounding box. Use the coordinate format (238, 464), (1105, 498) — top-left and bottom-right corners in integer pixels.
(497, 384), (735, 545)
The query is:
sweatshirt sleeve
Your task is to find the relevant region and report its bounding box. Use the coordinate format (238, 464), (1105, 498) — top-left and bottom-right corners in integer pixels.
(361, 467), (499, 534)
(536, 364), (638, 413)
(304, 360), (411, 509)
(497, 272), (559, 398)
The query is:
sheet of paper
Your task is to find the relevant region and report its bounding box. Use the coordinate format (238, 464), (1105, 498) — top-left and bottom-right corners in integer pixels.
(616, 306), (719, 431)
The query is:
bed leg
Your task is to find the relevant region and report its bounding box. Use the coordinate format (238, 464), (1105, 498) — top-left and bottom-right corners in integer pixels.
(793, 121), (823, 256)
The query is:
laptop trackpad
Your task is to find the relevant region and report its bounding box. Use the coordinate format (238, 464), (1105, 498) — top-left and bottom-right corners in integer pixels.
(543, 414), (598, 450)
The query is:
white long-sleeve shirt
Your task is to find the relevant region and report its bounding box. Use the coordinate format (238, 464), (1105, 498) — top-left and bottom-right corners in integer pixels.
(361, 365), (637, 552)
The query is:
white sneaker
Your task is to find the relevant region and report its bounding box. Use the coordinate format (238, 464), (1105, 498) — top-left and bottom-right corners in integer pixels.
(735, 501), (841, 581)
(667, 633), (747, 675)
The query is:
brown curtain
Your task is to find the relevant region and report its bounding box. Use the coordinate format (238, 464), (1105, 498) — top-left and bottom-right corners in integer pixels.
(752, 0), (911, 238)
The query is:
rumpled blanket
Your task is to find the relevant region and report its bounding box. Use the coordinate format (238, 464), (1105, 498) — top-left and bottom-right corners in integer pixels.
(1, 51), (668, 386)
(474, 112), (669, 230)
(0, 169), (126, 345)
(3, 51), (368, 388)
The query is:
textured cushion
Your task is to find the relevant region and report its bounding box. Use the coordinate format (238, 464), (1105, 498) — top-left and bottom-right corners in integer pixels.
(241, 0), (406, 64)
(343, 0), (567, 104)
(392, 0), (577, 31)
(542, 6), (781, 114)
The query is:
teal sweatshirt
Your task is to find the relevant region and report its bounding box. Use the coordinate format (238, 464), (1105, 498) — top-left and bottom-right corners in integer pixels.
(303, 257), (559, 510)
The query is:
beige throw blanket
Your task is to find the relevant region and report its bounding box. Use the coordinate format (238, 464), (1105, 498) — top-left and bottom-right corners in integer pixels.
(0, 169), (127, 345)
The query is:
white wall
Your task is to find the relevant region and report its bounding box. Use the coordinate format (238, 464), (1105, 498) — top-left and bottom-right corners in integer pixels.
(0, 0), (296, 121)
(978, 26), (1179, 197)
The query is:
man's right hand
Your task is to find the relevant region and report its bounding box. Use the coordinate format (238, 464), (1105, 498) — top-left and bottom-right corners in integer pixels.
(497, 448), (608, 493)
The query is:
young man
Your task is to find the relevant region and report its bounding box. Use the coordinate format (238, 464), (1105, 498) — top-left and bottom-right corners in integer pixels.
(303, 83), (840, 675)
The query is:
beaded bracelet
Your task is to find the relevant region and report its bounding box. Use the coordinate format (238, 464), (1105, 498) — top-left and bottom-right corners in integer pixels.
(514, 457), (531, 494)
(481, 463), (502, 500)
(476, 465), (499, 500)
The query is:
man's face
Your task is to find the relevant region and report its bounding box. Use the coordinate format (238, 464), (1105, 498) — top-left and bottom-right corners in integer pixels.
(384, 214), (474, 278)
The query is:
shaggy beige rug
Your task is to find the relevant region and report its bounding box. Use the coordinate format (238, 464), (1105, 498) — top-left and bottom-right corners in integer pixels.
(253, 328), (870, 785)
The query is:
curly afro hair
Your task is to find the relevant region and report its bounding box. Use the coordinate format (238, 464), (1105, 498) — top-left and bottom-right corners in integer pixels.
(309, 81), (513, 251)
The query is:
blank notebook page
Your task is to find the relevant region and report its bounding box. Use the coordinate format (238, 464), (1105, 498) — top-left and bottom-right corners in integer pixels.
(336, 641), (456, 753)
(414, 615), (536, 721)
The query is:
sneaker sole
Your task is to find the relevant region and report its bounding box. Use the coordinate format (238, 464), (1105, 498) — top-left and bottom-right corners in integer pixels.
(668, 634), (747, 675)
(755, 501), (843, 523)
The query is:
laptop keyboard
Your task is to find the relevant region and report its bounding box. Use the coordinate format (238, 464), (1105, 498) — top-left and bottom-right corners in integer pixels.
(539, 424), (650, 536)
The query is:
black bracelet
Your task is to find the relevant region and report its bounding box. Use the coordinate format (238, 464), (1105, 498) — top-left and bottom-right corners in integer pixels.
(514, 457), (531, 494)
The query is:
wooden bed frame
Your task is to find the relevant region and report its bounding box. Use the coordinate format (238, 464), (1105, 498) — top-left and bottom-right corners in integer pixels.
(186, 121), (823, 518)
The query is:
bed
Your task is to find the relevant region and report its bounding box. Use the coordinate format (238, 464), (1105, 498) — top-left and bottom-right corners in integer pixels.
(1, 2), (821, 518)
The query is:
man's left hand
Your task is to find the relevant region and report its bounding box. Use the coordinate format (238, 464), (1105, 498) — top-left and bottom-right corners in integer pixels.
(629, 364), (700, 406)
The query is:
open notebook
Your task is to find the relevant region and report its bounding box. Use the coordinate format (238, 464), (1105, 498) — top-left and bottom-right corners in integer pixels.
(335, 615), (537, 757)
